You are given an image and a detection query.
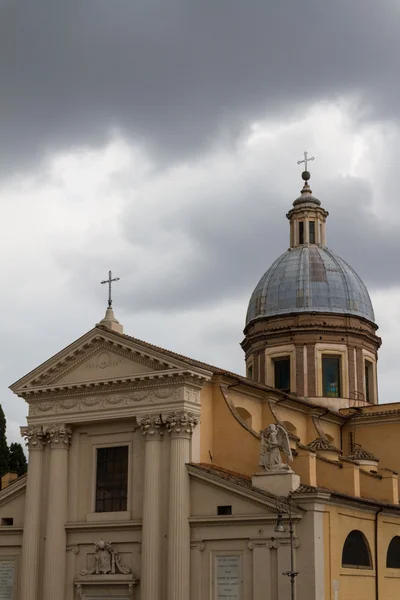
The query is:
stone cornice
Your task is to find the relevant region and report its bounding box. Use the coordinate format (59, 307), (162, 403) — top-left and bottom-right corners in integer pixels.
(20, 370), (207, 402)
(39, 341), (166, 386)
(187, 465), (302, 516)
(243, 324), (380, 351)
(65, 520), (142, 532)
(189, 515), (292, 528)
(10, 327), (213, 395)
(0, 527), (23, 535)
(0, 476), (27, 505)
(27, 385), (201, 423)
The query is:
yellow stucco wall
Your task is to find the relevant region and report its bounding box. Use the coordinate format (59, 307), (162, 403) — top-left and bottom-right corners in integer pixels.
(211, 386), (259, 476)
(322, 503), (400, 600)
(200, 383), (214, 463)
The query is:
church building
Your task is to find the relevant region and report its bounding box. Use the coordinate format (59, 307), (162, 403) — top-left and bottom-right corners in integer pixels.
(1, 163), (400, 600)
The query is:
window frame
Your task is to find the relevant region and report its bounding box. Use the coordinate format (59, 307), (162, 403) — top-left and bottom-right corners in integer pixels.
(309, 220), (315, 244)
(91, 440), (132, 517)
(265, 345), (296, 394)
(362, 349), (377, 404)
(322, 354), (342, 398)
(387, 536), (400, 569)
(315, 344), (349, 399)
(299, 221), (304, 245)
(273, 356), (291, 393)
(341, 530), (373, 570)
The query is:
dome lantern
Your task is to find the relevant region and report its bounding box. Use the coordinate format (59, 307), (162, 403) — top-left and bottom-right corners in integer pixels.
(287, 154), (329, 247)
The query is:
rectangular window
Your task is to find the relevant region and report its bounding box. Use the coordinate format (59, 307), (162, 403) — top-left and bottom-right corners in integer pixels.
(299, 221), (304, 244)
(309, 221), (315, 244)
(365, 360), (374, 403)
(217, 505), (232, 515)
(247, 363), (253, 380)
(274, 357), (291, 392)
(95, 446), (128, 513)
(322, 355), (341, 397)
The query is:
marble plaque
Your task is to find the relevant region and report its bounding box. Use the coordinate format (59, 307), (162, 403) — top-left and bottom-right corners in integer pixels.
(0, 560), (14, 600)
(215, 554), (242, 600)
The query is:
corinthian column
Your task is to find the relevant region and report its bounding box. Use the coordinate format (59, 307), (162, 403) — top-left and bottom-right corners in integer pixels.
(19, 426), (46, 600)
(42, 424), (72, 600)
(166, 411), (198, 600)
(138, 415), (164, 600)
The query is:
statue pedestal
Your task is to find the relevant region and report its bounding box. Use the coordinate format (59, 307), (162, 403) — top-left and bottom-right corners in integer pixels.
(252, 471), (300, 497)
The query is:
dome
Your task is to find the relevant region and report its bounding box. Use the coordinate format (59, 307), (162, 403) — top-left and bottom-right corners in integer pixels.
(246, 246), (375, 326)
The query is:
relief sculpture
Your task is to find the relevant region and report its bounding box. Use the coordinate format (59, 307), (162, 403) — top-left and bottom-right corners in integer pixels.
(81, 539), (131, 576)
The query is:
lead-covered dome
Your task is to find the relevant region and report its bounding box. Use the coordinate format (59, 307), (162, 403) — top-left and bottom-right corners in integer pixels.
(246, 246), (375, 326)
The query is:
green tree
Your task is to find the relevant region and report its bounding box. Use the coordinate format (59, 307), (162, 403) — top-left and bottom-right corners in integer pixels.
(0, 405), (10, 483)
(8, 442), (27, 477)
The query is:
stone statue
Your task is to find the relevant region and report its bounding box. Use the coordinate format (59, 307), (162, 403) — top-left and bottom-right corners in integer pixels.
(81, 539), (131, 576)
(259, 424), (293, 472)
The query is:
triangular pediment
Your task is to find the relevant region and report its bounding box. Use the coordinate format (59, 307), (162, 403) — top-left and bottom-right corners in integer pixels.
(10, 327), (212, 395)
(54, 346), (159, 384)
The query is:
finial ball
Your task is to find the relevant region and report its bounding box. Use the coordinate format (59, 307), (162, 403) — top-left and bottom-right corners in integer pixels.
(302, 170), (311, 181)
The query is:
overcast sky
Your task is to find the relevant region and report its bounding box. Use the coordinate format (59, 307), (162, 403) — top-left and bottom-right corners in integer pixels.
(1, 1), (400, 444)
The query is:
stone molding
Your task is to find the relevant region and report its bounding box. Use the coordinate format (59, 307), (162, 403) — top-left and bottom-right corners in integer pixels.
(25, 373), (204, 404)
(165, 411), (198, 438)
(21, 426), (46, 450)
(248, 537), (300, 550)
(29, 338), (170, 387)
(46, 424), (72, 449)
(190, 541), (205, 551)
(138, 414), (164, 440)
(29, 387), (183, 416)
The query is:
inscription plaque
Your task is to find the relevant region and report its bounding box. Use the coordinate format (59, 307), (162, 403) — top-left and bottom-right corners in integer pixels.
(215, 554), (242, 600)
(0, 560), (14, 600)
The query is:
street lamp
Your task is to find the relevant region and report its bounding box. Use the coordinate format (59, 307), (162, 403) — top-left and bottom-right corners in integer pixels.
(275, 495), (298, 600)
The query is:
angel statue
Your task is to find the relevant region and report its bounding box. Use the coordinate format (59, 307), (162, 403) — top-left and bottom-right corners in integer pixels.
(259, 424), (293, 472)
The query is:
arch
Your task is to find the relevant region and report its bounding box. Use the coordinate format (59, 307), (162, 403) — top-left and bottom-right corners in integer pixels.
(342, 530), (372, 568)
(325, 434), (334, 443)
(283, 421), (297, 436)
(387, 536), (400, 568)
(235, 407), (253, 428)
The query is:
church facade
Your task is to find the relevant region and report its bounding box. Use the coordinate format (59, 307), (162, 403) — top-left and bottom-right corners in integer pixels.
(1, 168), (400, 600)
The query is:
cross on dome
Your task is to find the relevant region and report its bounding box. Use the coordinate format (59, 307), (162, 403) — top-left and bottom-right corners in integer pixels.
(297, 151), (315, 180)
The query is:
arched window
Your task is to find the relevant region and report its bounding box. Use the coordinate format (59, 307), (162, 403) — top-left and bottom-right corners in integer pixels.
(236, 407), (252, 428)
(387, 536), (400, 568)
(342, 530), (372, 568)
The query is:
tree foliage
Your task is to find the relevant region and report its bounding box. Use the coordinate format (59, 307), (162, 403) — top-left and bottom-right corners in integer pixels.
(9, 442), (27, 477)
(0, 405), (10, 481)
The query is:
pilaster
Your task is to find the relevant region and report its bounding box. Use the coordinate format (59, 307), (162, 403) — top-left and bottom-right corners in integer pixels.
(166, 411), (198, 600)
(19, 426), (46, 600)
(42, 424), (72, 600)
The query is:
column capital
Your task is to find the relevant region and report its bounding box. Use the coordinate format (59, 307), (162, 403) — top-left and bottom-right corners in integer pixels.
(45, 424), (72, 449)
(165, 411), (198, 438)
(138, 414), (164, 440)
(21, 426), (46, 451)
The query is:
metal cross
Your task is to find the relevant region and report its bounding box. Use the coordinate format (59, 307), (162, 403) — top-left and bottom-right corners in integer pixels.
(101, 270), (120, 308)
(297, 151), (315, 172)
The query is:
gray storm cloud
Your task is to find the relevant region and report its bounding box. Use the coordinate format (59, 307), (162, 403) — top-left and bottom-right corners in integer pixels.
(1, 0), (400, 176)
